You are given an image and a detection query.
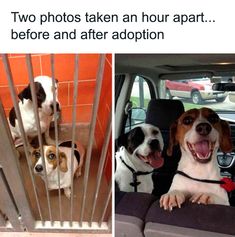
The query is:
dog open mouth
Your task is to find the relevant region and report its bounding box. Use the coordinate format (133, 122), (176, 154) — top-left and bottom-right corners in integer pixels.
(187, 140), (215, 163)
(137, 151), (164, 168)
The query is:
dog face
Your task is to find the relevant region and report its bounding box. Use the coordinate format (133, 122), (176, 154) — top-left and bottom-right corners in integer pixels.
(117, 124), (164, 168)
(18, 76), (60, 116)
(167, 108), (233, 163)
(31, 145), (68, 176)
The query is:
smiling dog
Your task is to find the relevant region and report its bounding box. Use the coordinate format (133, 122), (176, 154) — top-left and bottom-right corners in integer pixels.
(31, 143), (84, 199)
(115, 124), (164, 193)
(160, 108), (233, 211)
(8, 75), (60, 145)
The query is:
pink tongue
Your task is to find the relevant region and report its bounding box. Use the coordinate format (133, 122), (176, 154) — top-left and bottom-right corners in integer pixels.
(147, 151), (164, 168)
(194, 140), (210, 158)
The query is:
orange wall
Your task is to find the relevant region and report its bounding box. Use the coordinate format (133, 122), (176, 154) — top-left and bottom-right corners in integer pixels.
(0, 54), (101, 123)
(0, 53), (112, 180)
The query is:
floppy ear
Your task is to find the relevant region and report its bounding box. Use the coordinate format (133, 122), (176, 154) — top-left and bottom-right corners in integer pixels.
(59, 152), (68, 172)
(18, 84), (32, 102)
(167, 120), (178, 156)
(219, 120), (233, 153)
(115, 132), (129, 149)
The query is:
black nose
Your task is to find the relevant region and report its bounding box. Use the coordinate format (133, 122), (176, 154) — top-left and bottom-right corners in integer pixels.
(196, 123), (212, 136)
(148, 139), (160, 150)
(35, 164), (43, 173)
(50, 102), (61, 112)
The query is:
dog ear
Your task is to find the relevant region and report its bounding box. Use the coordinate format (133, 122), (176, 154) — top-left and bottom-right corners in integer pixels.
(59, 152), (68, 172)
(116, 132), (129, 149)
(18, 84), (32, 102)
(219, 120), (233, 153)
(167, 120), (178, 156)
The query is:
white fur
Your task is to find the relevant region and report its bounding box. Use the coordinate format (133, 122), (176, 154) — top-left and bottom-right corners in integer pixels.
(9, 76), (60, 143)
(33, 146), (79, 199)
(160, 110), (229, 211)
(115, 124), (164, 193)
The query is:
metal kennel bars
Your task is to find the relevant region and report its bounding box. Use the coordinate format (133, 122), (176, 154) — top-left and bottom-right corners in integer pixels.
(0, 54), (112, 232)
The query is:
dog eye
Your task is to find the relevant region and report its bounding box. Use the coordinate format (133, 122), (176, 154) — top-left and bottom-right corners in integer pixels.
(48, 153), (56, 160)
(34, 151), (40, 159)
(37, 94), (44, 100)
(152, 130), (159, 136)
(208, 114), (219, 124)
(182, 116), (194, 125)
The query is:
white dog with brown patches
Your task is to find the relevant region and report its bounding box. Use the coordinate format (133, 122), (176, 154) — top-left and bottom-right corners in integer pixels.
(160, 108), (233, 211)
(31, 142), (84, 199)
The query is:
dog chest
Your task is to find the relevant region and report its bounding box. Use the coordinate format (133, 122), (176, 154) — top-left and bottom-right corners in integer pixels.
(170, 174), (229, 205)
(115, 157), (153, 193)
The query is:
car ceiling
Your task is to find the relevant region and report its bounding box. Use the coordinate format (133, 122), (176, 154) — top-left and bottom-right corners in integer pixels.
(115, 54), (235, 79)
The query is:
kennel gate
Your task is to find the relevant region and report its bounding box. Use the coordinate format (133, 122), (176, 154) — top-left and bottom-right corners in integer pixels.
(0, 54), (112, 233)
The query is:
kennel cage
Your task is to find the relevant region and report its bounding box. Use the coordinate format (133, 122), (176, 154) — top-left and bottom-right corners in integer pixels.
(0, 54), (112, 233)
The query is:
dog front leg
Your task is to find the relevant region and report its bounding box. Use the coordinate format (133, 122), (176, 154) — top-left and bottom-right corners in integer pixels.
(64, 187), (71, 199)
(189, 193), (214, 205)
(160, 190), (186, 211)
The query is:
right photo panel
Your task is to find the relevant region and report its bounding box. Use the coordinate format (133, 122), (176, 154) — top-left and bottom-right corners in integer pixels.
(114, 54), (235, 237)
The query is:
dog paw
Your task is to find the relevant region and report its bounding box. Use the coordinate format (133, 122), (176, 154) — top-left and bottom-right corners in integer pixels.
(190, 193), (214, 205)
(160, 190), (185, 211)
(75, 169), (82, 178)
(64, 188), (71, 199)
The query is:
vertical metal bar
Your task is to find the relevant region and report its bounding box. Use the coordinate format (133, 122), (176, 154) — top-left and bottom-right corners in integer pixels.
(89, 110), (112, 224)
(99, 182), (112, 227)
(2, 54), (43, 222)
(25, 54), (53, 222)
(0, 168), (22, 231)
(70, 54), (79, 224)
(50, 54), (62, 223)
(80, 54), (106, 225)
(107, 215), (112, 233)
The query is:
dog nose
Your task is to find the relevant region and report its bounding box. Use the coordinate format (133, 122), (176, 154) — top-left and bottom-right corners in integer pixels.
(35, 164), (43, 173)
(148, 139), (160, 150)
(196, 123), (212, 136)
(50, 102), (61, 112)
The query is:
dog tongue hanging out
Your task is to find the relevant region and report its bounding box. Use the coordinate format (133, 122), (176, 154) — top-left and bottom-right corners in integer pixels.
(160, 108), (233, 211)
(115, 124), (164, 193)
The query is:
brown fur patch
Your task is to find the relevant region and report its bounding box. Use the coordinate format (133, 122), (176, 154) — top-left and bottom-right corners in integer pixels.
(59, 152), (68, 172)
(45, 146), (58, 169)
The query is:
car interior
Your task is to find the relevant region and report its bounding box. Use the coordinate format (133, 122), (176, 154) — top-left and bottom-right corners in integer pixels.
(115, 54), (235, 237)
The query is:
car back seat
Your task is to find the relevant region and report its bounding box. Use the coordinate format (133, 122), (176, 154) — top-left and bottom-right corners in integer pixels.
(145, 200), (235, 237)
(145, 99), (185, 197)
(115, 192), (157, 237)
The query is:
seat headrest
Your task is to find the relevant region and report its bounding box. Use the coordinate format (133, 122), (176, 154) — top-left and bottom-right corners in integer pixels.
(145, 99), (184, 130)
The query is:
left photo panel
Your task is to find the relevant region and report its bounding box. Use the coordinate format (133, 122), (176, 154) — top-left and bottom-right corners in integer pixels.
(0, 54), (112, 233)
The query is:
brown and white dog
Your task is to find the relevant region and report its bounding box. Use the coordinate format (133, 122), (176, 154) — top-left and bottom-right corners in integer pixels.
(31, 142), (84, 199)
(8, 76), (60, 146)
(160, 108), (233, 211)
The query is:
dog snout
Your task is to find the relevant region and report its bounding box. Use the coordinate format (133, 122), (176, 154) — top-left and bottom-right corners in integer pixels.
(50, 102), (61, 112)
(148, 139), (160, 150)
(196, 123), (212, 136)
(35, 164), (43, 173)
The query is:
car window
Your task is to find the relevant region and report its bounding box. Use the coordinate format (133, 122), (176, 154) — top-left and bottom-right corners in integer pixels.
(163, 76), (235, 116)
(125, 76), (152, 131)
